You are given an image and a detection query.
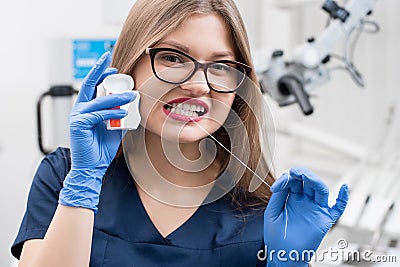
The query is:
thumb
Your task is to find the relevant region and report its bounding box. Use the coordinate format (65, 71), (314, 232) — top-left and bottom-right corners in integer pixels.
(329, 183), (349, 222)
(265, 174), (290, 221)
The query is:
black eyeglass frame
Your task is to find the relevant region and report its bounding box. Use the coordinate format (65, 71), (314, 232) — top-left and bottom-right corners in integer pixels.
(146, 47), (252, 93)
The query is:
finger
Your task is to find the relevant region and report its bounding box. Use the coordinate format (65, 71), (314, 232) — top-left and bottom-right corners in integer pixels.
(98, 68), (118, 84)
(92, 67), (119, 99)
(288, 177), (303, 194)
(76, 52), (112, 103)
(329, 183), (349, 221)
(290, 167), (329, 207)
(81, 91), (137, 113)
(264, 188), (290, 221)
(270, 173), (290, 192)
(287, 178), (303, 200)
(289, 167), (314, 198)
(72, 109), (127, 130)
(271, 172), (303, 193)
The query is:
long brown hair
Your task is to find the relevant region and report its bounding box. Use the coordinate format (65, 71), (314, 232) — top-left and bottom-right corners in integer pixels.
(112, 0), (275, 210)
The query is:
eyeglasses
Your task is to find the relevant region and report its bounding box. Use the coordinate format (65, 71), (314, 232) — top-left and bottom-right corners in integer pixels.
(146, 47), (251, 93)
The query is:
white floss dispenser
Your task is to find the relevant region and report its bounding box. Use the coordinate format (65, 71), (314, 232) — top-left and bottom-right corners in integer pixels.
(97, 74), (141, 130)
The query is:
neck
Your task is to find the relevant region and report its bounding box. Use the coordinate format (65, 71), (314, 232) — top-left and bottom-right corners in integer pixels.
(144, 130), (220, 187)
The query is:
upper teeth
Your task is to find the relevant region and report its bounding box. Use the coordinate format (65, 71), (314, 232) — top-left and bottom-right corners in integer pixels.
(166, 103), (205, 117)
(171, 103), (204, 112)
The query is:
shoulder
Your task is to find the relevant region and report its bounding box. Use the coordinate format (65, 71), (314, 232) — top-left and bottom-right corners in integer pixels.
(41, 147), (71, 180)
(30, 147), (71, 195)
(201, 194), (265, 247)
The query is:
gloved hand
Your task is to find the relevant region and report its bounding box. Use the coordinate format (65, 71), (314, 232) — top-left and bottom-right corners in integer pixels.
(59, 52), (137, 212)
(263, 167), (349, 267)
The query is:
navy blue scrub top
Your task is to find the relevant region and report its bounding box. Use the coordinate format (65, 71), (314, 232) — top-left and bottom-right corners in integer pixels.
(12, 147), (266, 266)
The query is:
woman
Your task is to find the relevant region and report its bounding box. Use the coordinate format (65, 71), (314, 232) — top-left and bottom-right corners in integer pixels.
(12, 0), (349, 266)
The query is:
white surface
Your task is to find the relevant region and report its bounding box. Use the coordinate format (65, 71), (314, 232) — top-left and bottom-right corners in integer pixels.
(103, 0), (136, 26)
(358, 197), (393, 232)
(51, 97), (74, 148)
(384, 201), (400, 236)
(102, 74), (134, 93)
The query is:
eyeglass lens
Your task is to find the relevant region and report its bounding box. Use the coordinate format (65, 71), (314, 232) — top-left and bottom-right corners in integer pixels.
(153, 50), (246, 92)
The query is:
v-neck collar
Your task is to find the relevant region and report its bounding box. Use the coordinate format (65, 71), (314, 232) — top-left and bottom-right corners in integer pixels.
(129, 170), (242, 248)
(131, 181), (206, 243)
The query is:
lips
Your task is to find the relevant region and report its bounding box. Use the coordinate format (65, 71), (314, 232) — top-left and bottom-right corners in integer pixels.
(163, 98), (209, 122)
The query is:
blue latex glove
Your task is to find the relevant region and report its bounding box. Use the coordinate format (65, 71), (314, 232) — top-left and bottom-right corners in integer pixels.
(59, 52), (137, 212)
(263, 167), (349, 267)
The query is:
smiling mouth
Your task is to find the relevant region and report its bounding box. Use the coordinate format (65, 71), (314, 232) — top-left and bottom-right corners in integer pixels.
(163, 98), (209, 122)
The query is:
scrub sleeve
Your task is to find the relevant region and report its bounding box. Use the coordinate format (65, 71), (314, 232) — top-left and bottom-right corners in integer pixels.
(11, 147), (267, 267)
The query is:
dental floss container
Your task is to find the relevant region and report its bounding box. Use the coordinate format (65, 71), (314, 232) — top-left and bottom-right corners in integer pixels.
(96, 74), (141, 130)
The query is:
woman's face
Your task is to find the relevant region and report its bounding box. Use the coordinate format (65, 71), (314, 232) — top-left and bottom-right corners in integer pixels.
(132, 14), (237, 143)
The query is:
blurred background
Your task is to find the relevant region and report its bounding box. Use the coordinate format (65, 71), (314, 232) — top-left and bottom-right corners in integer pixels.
(0, 0), (399, 266)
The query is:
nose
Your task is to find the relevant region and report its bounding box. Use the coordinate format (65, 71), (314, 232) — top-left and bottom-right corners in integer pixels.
(179, 71), (210, 97)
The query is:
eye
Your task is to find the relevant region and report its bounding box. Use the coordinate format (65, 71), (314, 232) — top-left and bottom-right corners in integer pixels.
(164, 54), (183, 63)
(208, 63), (232, 75)
(211, 63), (229, 71)
(155, 51), (189, 68)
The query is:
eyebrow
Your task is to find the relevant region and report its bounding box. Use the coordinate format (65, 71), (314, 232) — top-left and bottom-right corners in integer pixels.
(157, 40), (235, 59)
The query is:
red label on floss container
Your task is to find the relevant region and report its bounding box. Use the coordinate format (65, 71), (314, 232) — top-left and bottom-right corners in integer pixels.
(109, 92), (121, 127)
(110, 114), (121, 127)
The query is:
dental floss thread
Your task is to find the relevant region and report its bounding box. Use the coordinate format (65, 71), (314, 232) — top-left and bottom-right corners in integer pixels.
(137, 91), (272, 189)
(282, 172), (291, 239)
(192, 121), (271, 189)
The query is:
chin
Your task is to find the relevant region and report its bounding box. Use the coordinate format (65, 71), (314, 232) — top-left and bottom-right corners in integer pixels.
(145, 120), (215, 144)
(175, 132), (208, 144)
(158, 126), (210, 143)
